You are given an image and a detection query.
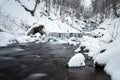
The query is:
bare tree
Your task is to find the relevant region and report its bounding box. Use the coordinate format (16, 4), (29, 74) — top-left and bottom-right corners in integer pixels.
(45, 0), (51, 16)
(22, 0), (40, 16)
(111, 0), (119, 17)
(92, 0), (120, 18)
(60, 0), (65, 22)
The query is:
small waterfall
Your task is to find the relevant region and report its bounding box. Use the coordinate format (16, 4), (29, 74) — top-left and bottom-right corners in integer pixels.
(47, 33), (83, 38)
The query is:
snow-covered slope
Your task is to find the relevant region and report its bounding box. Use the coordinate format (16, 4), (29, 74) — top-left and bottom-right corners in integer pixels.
(0, 0), (86, 46)
(0, 0), (85, 34)
(76, 18), (120, 80)
(94, 18), (120, 80)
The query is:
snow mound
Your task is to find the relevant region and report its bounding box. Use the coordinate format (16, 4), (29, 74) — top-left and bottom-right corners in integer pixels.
(0, 32), (17, 46)
(93, 18), (120, 80)
(16, 33), (43, 43)
(68, 40), (79, 46)
(68, 53), (85, 67)
(94, 37), (120, 80)
(79, 36), (101, 59)
(81, 36), (100, 49)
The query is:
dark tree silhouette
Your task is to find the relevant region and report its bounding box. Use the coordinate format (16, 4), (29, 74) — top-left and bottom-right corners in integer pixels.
(22, 0), (40, 16)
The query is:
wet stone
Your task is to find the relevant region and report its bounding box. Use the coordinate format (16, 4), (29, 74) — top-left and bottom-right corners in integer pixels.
(22, 55), (40, 59)
(24, 73), (48, 80)
(95, 62), (106, 70)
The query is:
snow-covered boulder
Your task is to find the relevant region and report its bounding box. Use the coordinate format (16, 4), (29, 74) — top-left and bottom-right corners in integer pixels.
(67, 53), (85, 67)
(69, 37), (77, 41)
(26, 25), (45, 36)
(74, 46), (89, 54)
(67, 40), (80, 46)
(91, 29), (105, 38)
(79, 36), (101, 59)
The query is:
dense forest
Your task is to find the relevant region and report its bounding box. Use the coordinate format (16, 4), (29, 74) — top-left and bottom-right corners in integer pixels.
(19, 0), (120, 19)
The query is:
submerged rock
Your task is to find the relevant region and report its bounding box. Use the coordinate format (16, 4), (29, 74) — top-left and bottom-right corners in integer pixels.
(24, 73), (47, 80)
(94, 62), (106, 70)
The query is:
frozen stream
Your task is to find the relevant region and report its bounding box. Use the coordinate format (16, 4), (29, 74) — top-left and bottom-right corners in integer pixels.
(0, 43), (111, 80)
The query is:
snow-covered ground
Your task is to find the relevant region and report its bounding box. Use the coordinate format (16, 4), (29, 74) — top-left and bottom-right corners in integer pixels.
(0, 0), (85, 33)
(94, 18), (120, 80)
(0, 0), (85, 46)
(0, 32), (17, 46)
(74, 18), (120, 80)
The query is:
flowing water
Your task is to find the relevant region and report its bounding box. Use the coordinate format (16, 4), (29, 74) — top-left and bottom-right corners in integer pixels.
(0, 43), (111, 80)
(47, 33), (83, 38)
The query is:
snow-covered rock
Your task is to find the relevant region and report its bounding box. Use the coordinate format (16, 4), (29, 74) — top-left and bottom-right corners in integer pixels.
(69, 37), (78, 41)
(74, 47), (81, 53)
(68, 40), (78, 46)
(68, 53), (85, 67)
(91, 28), (105, 37)
(79, 36), (101, 59)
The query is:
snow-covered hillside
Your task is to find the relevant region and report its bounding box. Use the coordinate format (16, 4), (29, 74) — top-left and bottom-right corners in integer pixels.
(94, 18), (120, 80)
(0, 0), (86, 46)
(0, 0), (85, 33)
(75, 18), (120, 80)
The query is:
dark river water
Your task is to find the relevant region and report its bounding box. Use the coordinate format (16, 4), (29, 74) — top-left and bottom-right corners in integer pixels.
(0, 43), (111, 80)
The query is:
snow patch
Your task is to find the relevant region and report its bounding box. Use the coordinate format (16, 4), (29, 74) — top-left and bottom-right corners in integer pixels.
(0, 32), (17, 46)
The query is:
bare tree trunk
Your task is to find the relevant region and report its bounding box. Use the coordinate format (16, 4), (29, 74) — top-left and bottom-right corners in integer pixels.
(71, 0), (74, 26)
(46, 0), (51, 16)
(60, 0), (64, 22)
(32, 0), (40, 16)
(112, 0), (119, 17)
(22, 0), (40, 16)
